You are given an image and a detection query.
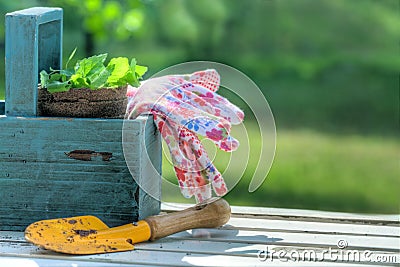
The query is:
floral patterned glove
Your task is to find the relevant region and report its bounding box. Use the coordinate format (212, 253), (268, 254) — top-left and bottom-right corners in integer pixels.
(126, 69), (244, 202)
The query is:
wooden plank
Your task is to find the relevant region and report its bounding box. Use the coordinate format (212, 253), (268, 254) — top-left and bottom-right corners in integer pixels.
(225, 217), (400, 237)
(135, 118), (162, 219)
(0, 163), (137, 185)
(0, 116), (142, 131)
(0, 256), (155, 267)
(162, 203), (400, 224)
(1, 239), (396, 267)
(0, 179), (137, 209)
(179, 254), (397, 267)
(0, 253), (392, 267)
(0, 239), (391, 267)
(136, 239), (400, 261)
(0, 151), (138, 167)
(169, 228), (399, 251)
(0, 165), (134, 182)
(0, 135), (141, 148)
(5, 8), (62, 117)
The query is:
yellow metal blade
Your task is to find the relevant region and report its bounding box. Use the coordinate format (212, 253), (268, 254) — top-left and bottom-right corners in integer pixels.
(25, 216), (151, 254)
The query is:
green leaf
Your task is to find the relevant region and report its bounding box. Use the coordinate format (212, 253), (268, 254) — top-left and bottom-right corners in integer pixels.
(46, 81), (71, 93)
(75, 53), (108, 78)
(128, 58), (139, 86)
(70, 73), (90, 88)
(135, 64), (148, 77)
(40, 70), (49, 88)
(106, 57), (132, 87)
(129, 58), (147, 84)
(89, 64), (115, 89)
(125, 71), (139, 87)
(65, 47), (77, 69)
(50, 73), (62, 81)
(130, 58), (137, 71)
(60, 69), (75, 77)
(39, 49), (148, 93)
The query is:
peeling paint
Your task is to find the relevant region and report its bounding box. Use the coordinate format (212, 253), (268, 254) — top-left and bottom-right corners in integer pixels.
(65, 150), (113, 161)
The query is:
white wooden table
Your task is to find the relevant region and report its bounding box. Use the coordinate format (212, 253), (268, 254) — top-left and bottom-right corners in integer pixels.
(1, 203), (399, 267)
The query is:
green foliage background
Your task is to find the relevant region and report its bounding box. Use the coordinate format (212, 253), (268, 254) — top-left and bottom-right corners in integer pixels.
(0, 0), (398, 213)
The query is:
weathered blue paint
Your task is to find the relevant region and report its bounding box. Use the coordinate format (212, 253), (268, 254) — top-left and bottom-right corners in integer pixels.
(0, 116), (161, 230)
(1, 7), (162, 231)
(5, 7), (62, 117)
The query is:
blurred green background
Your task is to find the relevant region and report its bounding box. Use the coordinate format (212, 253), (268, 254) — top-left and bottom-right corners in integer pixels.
(0, 0), (398, 213)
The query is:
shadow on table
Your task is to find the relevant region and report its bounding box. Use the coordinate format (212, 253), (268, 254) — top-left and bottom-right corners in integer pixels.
(172, 226), (283, 266)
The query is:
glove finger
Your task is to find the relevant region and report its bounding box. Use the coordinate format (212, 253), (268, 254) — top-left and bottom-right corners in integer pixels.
(169, 86), (242, 125)
(167, 70), (243, 125)
(125, 76), (184, 119)
(152, 112), (183, 165)
(167, 69), (220, 92)
(174, 134), (227, 201)
(178, 127), (228, 196)
(154, 111), (228, 200)
(153, 111), (205, 171)
(180, 116), (239, 152)
(180, 84), (244, 125)
(174, 167), (212, 202)
(189, 69), (220, 92)
(153, 97), (240, 151)
(152, 93), (227, 132)
(154, 112), (211, 200)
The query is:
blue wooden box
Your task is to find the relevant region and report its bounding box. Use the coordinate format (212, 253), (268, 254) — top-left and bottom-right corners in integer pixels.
(0, 7), (161, 231)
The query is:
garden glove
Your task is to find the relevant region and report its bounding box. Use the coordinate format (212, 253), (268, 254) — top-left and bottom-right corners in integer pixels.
(126, 69), (244, 202)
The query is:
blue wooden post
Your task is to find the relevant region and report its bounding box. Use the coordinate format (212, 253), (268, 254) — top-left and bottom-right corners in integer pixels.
(0, 7), (161, 230)
(5, 7), (62, 117)
(0, 100), (4, 115)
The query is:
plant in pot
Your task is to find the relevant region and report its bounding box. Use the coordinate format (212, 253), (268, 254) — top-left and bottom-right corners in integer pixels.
(38, 48), (147, 118)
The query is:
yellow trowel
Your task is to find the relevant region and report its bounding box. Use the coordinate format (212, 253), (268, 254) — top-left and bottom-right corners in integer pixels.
(25, 198), (230, 255)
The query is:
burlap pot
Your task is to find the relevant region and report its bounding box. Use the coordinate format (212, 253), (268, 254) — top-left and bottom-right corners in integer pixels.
(38, 86), (128, 118)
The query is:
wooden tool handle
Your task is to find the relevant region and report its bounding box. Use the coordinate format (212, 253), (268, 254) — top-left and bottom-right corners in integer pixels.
(144, 198), (231, 241)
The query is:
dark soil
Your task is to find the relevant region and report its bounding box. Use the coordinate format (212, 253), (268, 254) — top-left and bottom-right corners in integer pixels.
(37, 86), (128, 118)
